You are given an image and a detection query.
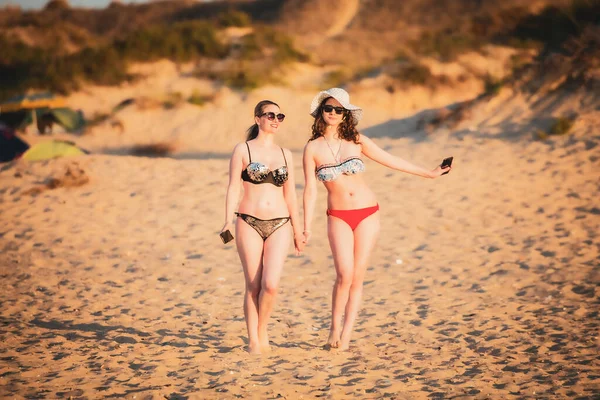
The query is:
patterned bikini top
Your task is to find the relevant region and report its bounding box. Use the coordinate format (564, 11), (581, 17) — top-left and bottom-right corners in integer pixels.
(315, 157), (365, 182)
(241, 142), (289, 187)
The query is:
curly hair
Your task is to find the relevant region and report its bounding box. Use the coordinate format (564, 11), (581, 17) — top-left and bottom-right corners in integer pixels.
(309, 97), (360, 143)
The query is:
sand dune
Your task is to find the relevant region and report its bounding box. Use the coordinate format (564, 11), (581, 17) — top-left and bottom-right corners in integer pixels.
(26, 55), (513, 158)
(324, 0), (360, 39)
(1, 60), (599, 398)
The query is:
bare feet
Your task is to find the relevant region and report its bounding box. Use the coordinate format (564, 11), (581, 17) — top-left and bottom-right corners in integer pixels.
(260, 340), (271, 353)
(338, 340), (350, 351)
(247, 341), (261, 355)
(339, 332), (351, 351)
(259, 330), (271, 352)
(326, 329), (341, 349)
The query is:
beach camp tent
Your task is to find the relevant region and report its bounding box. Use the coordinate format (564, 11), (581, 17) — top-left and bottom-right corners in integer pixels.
(0, 92), (66, 112)
(0, 92), (85, 133)
(0, 124), (29, 163)
(22, 140), (88, 162)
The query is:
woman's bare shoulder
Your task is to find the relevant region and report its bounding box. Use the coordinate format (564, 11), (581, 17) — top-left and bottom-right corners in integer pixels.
(231, 142), (248, 156)
(357, 132), (375, 148)
(281, 147), (294, 159)
(357, 132), (370, 141)
(304, 137), (322, 152)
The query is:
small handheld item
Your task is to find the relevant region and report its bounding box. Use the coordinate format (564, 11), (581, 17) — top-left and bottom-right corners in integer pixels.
(441, 156), (453, 175)
(219, 229), (234, 244)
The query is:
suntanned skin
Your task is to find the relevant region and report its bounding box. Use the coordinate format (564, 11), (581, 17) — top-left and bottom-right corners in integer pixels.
(222, 104), (304, 354)
(303, 97), (451, 350)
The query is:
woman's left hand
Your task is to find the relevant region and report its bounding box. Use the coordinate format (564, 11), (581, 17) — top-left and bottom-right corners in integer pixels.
(430, 164), (452, 178)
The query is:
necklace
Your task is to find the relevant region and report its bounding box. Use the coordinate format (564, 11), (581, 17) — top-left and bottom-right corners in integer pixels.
(324, 135), (342, 163)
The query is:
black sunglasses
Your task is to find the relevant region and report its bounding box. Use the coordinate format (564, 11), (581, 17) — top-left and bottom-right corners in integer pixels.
(322, 105), (345, 115)
(260, 112), (285, 122)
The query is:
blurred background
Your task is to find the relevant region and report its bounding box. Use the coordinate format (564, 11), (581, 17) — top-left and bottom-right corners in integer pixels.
(1, 3), (598, 398)
(0, 0), (598, 157)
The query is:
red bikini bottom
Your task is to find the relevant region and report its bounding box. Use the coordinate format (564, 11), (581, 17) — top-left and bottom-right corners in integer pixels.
(326, 204), (380, 231)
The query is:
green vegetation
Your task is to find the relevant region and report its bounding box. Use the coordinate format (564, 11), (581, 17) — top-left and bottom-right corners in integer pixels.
(390, 63), (434, 86)
(187, 91), (213, 107)
(322, 64), (378, 88)
(0, 0), (596, 99)
(0, 35), (131, 97)
(550, 117), (575, 135)
(323, 69), (352, 88)
(537, 116), (576, 139)
(220, 67), (265, 91)
(0, 15), (305, 100)
(130, 142), (176, 157)
(504, 0), (599, 52)
(412, 31), (483, 62)
(162, 92), (184, 110)
(483, 75), (504, 96)
(407, 0), (599, 64)
(193, 26), (308, 92)
(217, 9), (251, 28)
(237, 27), (309, 64)
(114, 21), (227, 62)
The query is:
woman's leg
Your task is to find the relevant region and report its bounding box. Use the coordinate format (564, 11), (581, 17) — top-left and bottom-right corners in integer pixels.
(327, 216), (355, 348)
(339, 212), (380, 350)
(258, 223), (292, 351)
(235, 218), (266, 354)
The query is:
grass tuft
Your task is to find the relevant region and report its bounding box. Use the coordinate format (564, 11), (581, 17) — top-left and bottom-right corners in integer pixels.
(130, 142), (176, 157)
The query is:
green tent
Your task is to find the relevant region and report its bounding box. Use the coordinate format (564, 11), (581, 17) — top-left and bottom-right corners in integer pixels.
(48, 108), (86, 132)
(0, 92), (66, 112)
(0, 92), (86, 133)
(22, 140), (89, 161)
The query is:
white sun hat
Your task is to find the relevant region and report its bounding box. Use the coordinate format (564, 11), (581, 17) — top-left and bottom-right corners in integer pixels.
(309, 87), (363, 125)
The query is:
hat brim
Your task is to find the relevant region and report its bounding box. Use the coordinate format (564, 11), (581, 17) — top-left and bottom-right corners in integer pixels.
(309, 91), (363, 125)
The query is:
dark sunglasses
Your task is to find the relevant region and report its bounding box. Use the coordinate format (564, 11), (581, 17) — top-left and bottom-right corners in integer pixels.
(260, 112), (285, 122)
(322, 105), (345, 115)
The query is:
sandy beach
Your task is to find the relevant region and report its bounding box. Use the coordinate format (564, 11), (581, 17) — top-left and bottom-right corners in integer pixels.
(1, 58), (599, 399)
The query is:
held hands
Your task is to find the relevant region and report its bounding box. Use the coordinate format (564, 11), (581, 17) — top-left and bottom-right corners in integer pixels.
(303, 230), (312, 244)
(293, 231), (306, 255)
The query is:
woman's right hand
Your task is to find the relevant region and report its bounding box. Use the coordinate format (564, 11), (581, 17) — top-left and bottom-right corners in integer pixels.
(221, 221), (233, 234)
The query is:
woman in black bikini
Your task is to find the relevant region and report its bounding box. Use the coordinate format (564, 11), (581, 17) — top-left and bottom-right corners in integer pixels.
(222, 100), (304, 354)
(302, 88), (451, 350)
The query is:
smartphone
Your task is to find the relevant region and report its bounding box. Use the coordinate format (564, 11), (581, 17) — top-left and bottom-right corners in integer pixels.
(219, 229), (234, 244)
(441, 156), (453, 175)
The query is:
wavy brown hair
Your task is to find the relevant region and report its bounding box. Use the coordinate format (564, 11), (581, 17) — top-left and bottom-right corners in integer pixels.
(309, 97), (360, 143)
(246, 100), (279, 141)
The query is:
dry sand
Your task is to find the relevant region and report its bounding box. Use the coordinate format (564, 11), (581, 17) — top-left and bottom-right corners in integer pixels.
(1, 63), (599, 399)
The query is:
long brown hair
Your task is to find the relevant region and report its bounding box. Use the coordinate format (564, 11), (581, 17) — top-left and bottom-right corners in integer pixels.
(309, 97), (360, 143)
(246, 100), (279, 141)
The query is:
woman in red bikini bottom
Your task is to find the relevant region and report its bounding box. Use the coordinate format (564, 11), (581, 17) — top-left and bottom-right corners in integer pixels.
(302, 88), (452, 350)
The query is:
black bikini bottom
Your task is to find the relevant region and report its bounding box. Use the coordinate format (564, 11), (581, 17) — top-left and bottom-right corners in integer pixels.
(235, 213), (290, 241)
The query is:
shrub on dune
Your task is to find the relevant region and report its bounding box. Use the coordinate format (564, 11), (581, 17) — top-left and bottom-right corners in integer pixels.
(129, 142), (176, 157)
(536, 116), (576, 140)
(217, 10), (251, 28)
(550, 116), (575, 135)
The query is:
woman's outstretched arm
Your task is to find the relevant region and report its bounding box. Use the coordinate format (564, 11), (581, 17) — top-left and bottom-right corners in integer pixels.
(359, 134), (450, 178)
(302, 141), (318, 243)
(282, 149), (305, 254)
(222, 143), (244, 232)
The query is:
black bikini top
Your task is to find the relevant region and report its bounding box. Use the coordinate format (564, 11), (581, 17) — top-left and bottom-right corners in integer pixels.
(241, 142), (289, 187)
